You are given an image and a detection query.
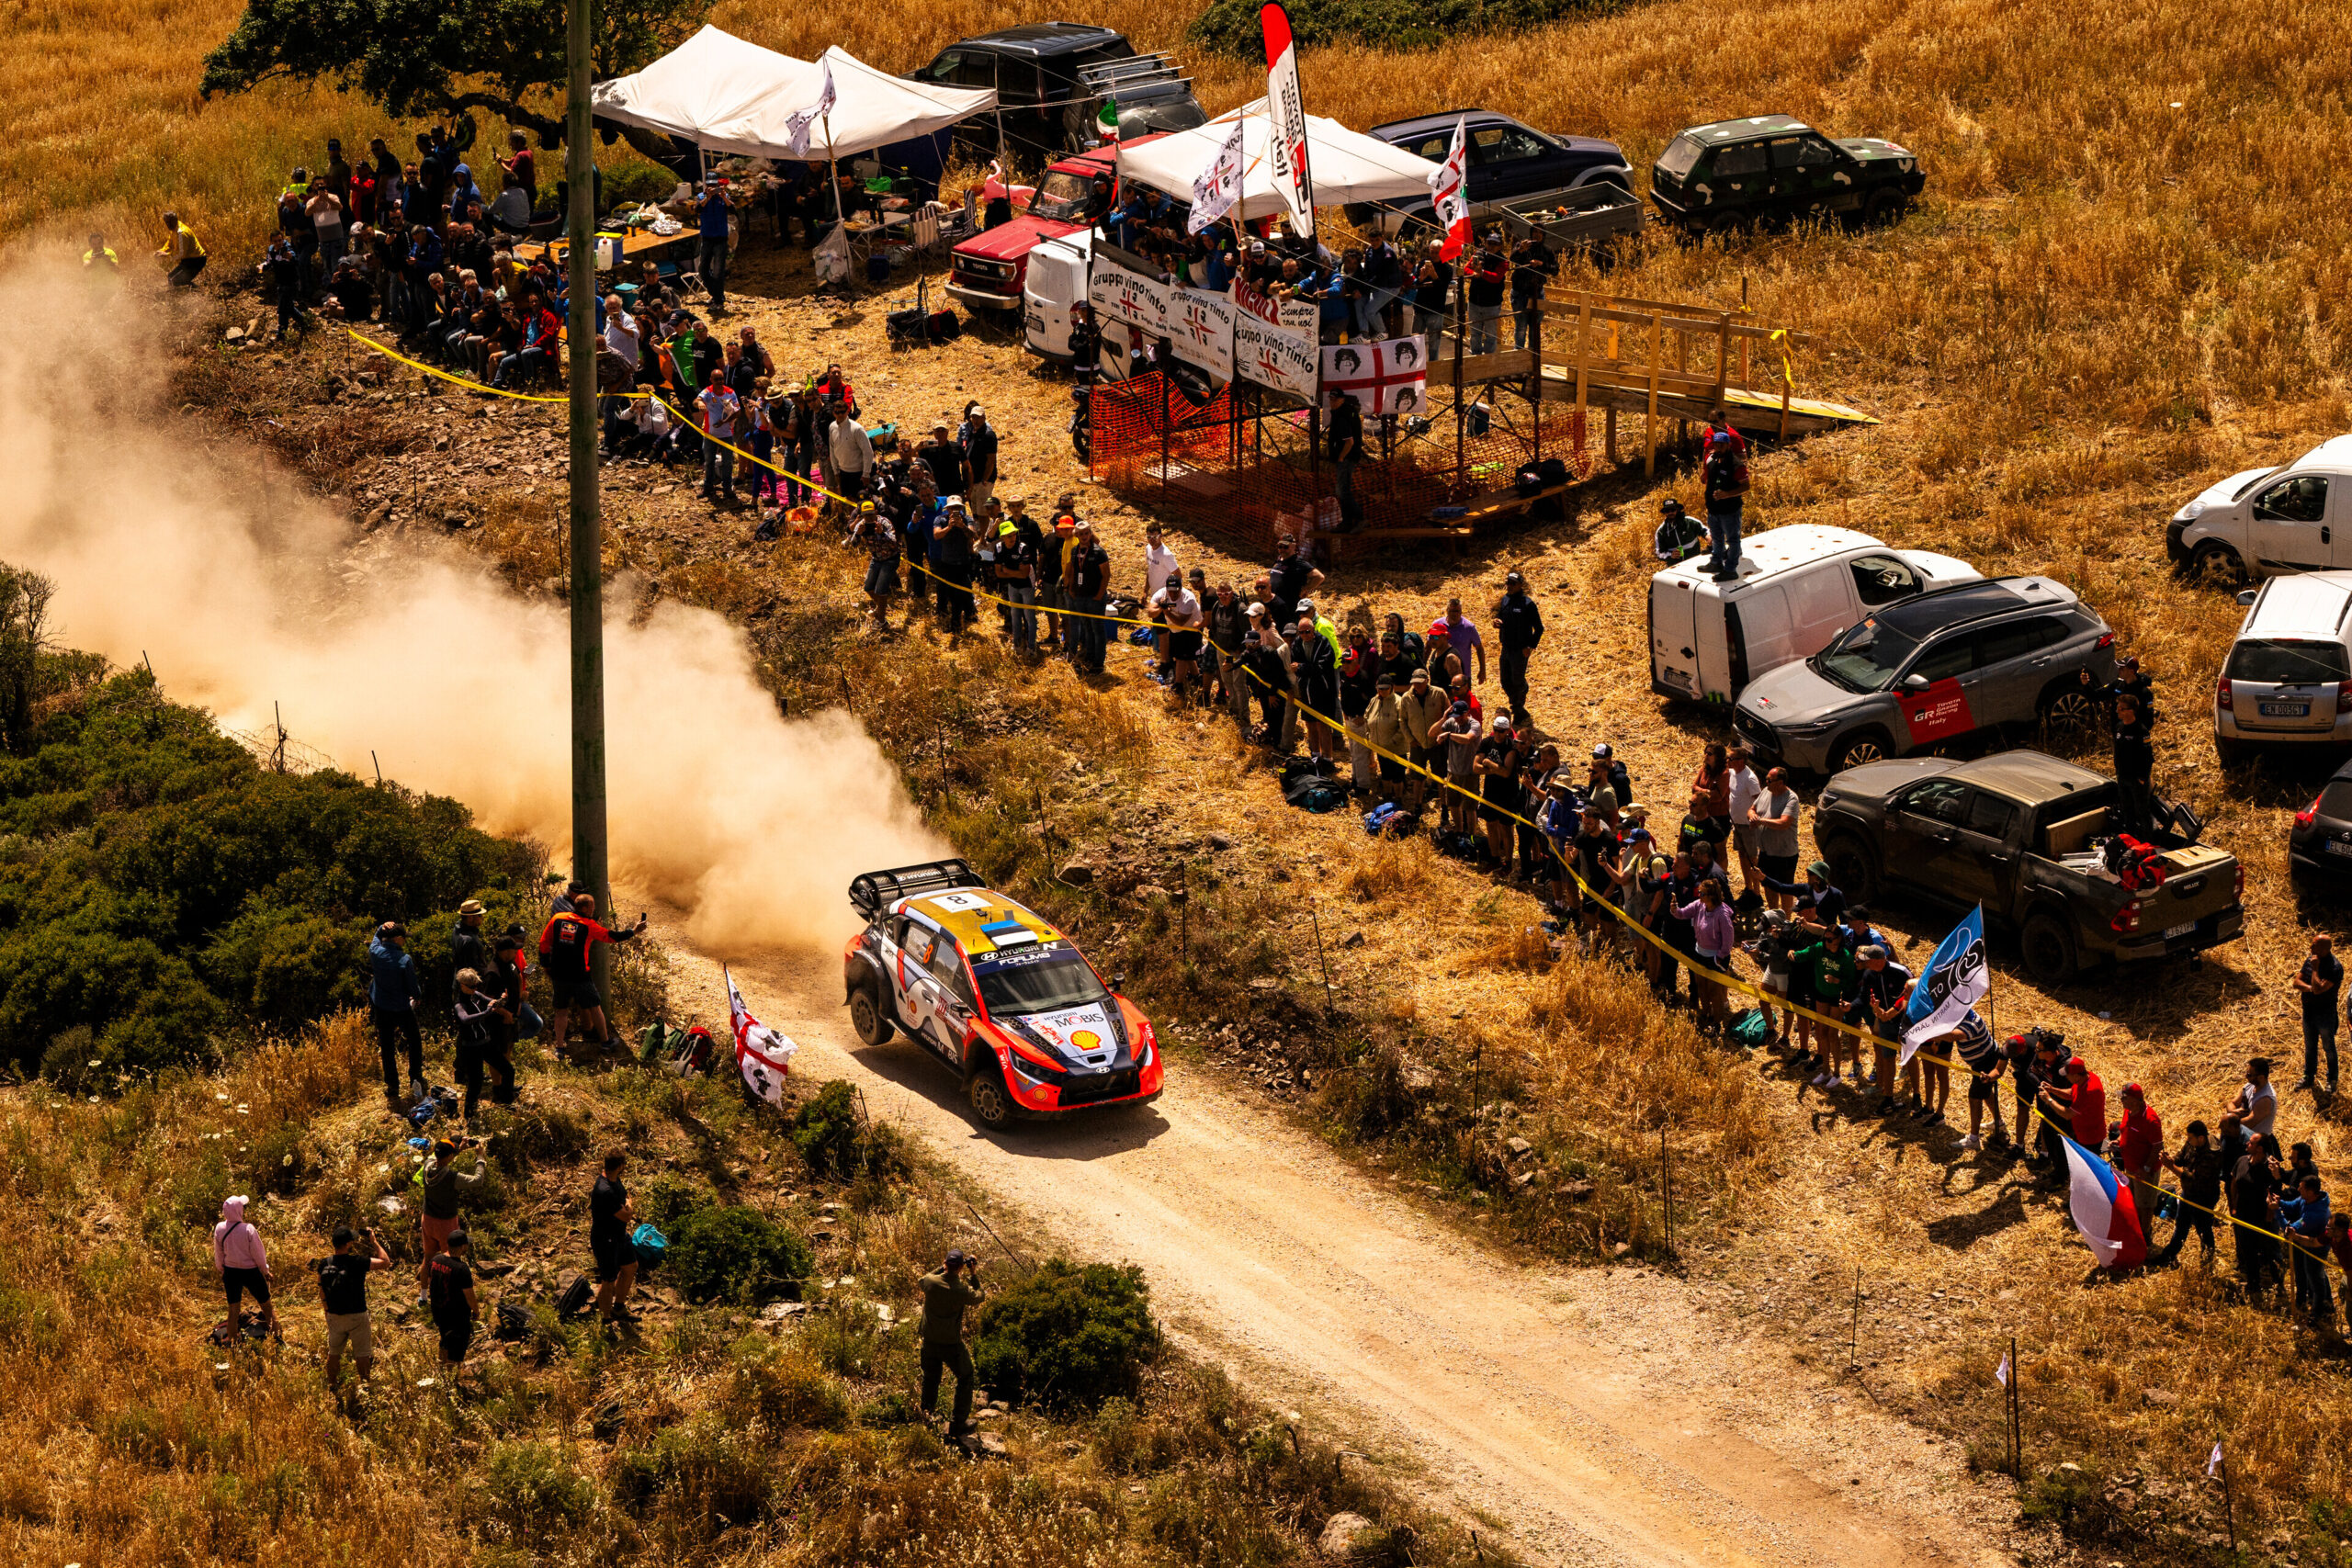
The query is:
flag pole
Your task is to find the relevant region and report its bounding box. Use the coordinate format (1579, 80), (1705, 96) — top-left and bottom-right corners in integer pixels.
(825, 112), (844, 231)
(2221, 1449), (2235, 1552)
(2007, 1333), (2020, 1482)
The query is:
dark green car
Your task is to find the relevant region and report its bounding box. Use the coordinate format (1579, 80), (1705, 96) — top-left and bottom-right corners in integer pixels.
(1649, 115), (1923, 232)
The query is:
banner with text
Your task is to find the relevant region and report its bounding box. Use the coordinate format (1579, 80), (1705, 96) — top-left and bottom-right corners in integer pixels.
(1170, 286), (1236, 382)
(1232, 280), (1319, 400)
(1089, 256), (1169, 342)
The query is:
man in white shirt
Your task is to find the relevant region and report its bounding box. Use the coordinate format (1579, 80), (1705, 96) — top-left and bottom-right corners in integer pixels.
(1148, 570), (1204, 703)
(828, 402), (874, 502)
(602, 295), (641, 386)
(1724, 742), (1764, 897)
(1143, 524), (1182, 609)
(695, 371), (741, 505)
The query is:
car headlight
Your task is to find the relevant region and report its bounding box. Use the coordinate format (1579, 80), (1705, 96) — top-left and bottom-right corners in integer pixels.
(1786, 716), (1840, 735)
(1005, 1052), (1053, 1088)
(2174, 501), (2208, 524)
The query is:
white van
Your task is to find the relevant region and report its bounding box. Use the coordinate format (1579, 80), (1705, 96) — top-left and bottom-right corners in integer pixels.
(1023, 230), (1091, 367)
(2168, 434), (2352, 581)
(2213, 570), (2352, 761)
(1648, 525), (1980, 704)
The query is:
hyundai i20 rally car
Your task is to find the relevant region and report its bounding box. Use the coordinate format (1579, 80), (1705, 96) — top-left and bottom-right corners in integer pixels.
(842, 861), (1164, 1130)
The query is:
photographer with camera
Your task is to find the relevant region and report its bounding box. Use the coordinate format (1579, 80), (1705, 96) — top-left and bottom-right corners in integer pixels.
(417, 1136), (486, 1305)
(918, 1248), (988, 1438)
(312, 1223), (392, 1388)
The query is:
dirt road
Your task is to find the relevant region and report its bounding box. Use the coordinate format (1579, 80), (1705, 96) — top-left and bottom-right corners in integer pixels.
(665, 942), (2010, 1568)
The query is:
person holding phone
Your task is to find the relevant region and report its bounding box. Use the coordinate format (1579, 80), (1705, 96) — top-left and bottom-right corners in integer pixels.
(918, 1249), (988, 1437)
(537, 892), (647, 1059)
(312, 1224), (391, 1388)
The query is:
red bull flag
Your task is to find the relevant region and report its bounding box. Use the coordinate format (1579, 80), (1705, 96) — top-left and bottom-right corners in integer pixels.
(1258, 3), (1316, 239)
(1429, 114), (1470, 261)
(725, 966), (797, 1106)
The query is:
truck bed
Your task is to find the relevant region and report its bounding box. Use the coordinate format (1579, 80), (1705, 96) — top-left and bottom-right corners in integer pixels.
(1500, 185), (1644, 248)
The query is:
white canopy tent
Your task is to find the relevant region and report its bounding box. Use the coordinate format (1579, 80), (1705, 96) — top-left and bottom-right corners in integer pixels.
(1112, 97), (1440, 220)
(591, 25), (996, 162)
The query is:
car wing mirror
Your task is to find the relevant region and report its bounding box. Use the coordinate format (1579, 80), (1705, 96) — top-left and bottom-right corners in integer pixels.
(1901, 673), (1930, 693)
(1112, 973), (1126, 992)
(2235, 589), (2257, 606)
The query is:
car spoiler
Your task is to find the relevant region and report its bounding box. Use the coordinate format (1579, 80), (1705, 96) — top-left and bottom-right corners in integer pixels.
(850, 860), (979, 920)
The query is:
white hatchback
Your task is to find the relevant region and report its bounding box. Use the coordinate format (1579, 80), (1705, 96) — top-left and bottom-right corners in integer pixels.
(2170, 434), (2352, 581)
(2214, 571), (2352, 762)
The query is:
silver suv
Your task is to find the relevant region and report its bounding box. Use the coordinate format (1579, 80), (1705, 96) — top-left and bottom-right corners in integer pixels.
(1735, 577), (2116, 774)
(2213, 571), (2352, 764)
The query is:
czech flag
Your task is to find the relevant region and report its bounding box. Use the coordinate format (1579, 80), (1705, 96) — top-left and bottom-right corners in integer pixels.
(2059, 1133), (2145, 1270)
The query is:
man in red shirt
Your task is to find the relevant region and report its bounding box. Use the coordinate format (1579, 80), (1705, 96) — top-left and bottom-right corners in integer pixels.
(2113, 1081), (2163, 1242)
(2038, 1056), (2108, 1154)
(537, 891), (647, 1059)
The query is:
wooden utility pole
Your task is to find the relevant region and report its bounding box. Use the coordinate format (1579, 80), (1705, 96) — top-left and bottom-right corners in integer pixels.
(566, 0), (612, 964)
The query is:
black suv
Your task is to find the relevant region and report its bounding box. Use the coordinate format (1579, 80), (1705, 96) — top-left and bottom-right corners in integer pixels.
(1356, 110), (1631, 231)
(915, 24), (1205, 161)
(1649, 115), (1924, 232)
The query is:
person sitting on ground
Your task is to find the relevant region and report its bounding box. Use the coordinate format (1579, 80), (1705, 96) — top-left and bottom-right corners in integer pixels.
(212, 1194), (279, 1345)
(537, 891), (647, 1059)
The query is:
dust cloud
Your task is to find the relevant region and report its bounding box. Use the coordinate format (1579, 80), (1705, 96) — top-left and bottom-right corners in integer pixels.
(0, 265), (944, 952)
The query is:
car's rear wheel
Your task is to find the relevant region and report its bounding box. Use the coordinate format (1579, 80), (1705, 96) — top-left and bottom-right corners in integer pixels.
(1865, 188), (1905, 226)
(2039, 684), (2100, 744)
(849, 987), (894, 1046)
(1819, 831), (1880, 905)
(1829, 730), (1890, 772)
(2019, 909), (2078, 986)
(968, 1066), (1017, 1131)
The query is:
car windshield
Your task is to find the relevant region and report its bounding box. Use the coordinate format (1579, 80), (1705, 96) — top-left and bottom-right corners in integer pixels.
(2225, 637), (2351, 684)
(2232, 468), (2279, 502)
(1657, 134), (1704, 178)
(974, 949), (1108, 1016)
(1812, 616), (1926, 693)
(1028, 170), (1096, 222)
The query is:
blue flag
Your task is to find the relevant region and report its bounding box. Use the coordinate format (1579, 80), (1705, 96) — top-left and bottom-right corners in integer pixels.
(1900, 905), (1987, 1065)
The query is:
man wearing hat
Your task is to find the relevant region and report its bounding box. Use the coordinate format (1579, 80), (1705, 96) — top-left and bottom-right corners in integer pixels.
(931, 497), (978, 635)
(1492, 570), (1545, 727)
(1655, 498), (1706, 564)
(850, 501), (900, 624)
(367, 919), (424, 1106)
(917, 1248), (987, 1438)
(1400, 666), (1447, 811)
(1702, 425), (1749, 581)
(1063, 519), (1112, 673)
(450, 897), (493, 982)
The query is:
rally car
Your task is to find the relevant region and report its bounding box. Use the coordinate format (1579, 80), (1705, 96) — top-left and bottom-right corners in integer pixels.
(842, 860), (1163, 1129)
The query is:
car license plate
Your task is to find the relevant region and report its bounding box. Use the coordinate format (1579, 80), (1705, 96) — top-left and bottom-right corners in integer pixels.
(2329, 840), (2352, 858)
(2260, 702), (2310, 717)
(2164, 920), (2197, 940)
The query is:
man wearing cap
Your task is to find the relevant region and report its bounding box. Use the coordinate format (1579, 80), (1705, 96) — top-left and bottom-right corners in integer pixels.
(1242, 616), (1297, 750)
(1654, 498), (1707, 564)
(368, 920), (424, 1105)
(916, 423), (967, 498)
(1702, 425), (1749, 581)
(1858, 944), (1915, 1114)
(1429, 598), (1487, 686)
(992, 515), (1036, 652)
(1763, 858), (1846, 932)
(1064, 520), (1112, 674)
(1149, 570), (1204, 703)
(312, 1222), (391, 1389)
(1400, 667), (1448, 812)
(1365, 673), (1409, 802)
(961, 406), (1000, 507)
(425, 1229), (479, 1372)
(1204, 578), (1249, 720)
(1267, 531), (1324, 635)
(537, 891), (648, 1060)
(931, 498), (978, 635)
(1037, 497), (1076, 650)
(917, 1249), (987, 1438)
(1492, 571), (1544, 726)
(851, 502), (900, 624)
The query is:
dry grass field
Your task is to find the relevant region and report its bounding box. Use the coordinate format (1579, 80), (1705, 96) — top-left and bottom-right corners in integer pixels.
(16, 0), (2352, 1556)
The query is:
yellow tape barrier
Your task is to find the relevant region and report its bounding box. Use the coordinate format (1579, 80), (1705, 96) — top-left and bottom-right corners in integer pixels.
(345, 327), (2306, 1262)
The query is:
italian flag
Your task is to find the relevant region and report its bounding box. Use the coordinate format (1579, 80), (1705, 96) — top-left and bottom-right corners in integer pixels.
(1096, 97), (1120, 144)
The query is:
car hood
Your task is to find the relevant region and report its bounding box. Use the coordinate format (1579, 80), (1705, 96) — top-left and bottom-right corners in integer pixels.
(1737, 659), (1863, 729)
(2188, 467), (2274, 511)
(1825, 756), (1957, 800)
(956, 214), (1080, 263)
(1001, 999), (1127, 1069)
(1837, 137), (1915, 162)
(1899, 549), (1984, 588)
(1557, 132), (1626, 161)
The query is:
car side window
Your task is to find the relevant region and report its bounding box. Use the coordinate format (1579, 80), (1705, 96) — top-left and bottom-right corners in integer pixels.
(2255, 475), (2327, 524)
(1493, 129), (1549, 163)
(949, 51), (996, 90)
(1712, 142), (1769, 178)
(1973, 615), (2067, 669)
(921, 50), (967, 85)
(1898, 779), (1970, 823)
(903, 923), (935, 965)
(928, 943), (974, 1004)
(1908, 635), (1975, 683)
(1411, 135), (1449, 162)
(1849, 553), (1922, 606)
(1792, 135), (1839, 167)
(1963, 791), (2019, 840)
(1766, 136), (1806, 169)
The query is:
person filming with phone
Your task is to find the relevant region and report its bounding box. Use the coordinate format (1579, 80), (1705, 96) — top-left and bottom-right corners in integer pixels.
(537, 889), (648, 1059)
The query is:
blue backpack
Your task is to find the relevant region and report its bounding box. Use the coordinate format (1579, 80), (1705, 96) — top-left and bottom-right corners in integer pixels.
(631, 1223), (667, 1269)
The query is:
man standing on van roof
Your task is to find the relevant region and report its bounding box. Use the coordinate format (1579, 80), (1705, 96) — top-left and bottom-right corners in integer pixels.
(1702, 427), (1749, 581)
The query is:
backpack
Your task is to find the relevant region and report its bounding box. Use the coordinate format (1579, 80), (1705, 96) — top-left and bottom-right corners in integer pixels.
(631, 1223), (668, 1269)
(555, 1273), (594, 1320)
(495, 1297), (531, 1341)
(1283, 773), (1349, 813)
(1728, 1008), (1771, 1048)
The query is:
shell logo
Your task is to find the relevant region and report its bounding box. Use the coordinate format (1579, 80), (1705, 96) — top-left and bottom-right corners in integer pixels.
(1071, 1030), (1102, 1051)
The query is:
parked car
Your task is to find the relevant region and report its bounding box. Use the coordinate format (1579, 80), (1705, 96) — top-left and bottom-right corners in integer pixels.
(2167, 434), (2352, 581)
(2212, 571), (2352, 763)
(2290, 758), (2352, 881)
(1813, 750), (2245, 983)
(1649, 115), (1923, 232)
(1650, 525), (1979, 705)
(914, 24), (1202, 159)
(842, 860), (1163, 1129)
(1734, 576), (2115, 774)
(1023, 227), (1092, 363)
(946, 141), (1125, 314)
(1352, 110), (1633, 235)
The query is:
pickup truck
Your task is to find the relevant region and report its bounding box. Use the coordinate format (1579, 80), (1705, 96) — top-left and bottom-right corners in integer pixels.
(1810, 750), (2245, 985)
(1351, 109), (1633, 237)
(946, 142), (1121, 314)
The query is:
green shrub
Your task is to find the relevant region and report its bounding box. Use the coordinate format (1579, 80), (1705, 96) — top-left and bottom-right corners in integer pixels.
(609, 1414), (772, 1529)
(787, 1079), (901, 1179)
(469, 1440), (595, 1547)
(1188, 0), (1620, 54)
(667, 1205), (812, 1305)
(602, 158), (681, 211)
(483, 1104), (590, 1175)
(972, 1258), (1160, 1411)
(636, 1174), (712, 1231)
(725, 1338), (851, 1432)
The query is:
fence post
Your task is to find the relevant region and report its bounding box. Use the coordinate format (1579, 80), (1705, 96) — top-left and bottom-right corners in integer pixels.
(1453, 274), (1467, 494)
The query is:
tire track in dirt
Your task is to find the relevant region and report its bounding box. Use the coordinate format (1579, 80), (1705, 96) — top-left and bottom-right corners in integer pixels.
(660, 935), (2009, 1568)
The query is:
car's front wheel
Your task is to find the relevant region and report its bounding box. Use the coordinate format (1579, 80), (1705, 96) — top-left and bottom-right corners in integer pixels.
(2038, 683), (2100, 745)
(849, 987), (895, 1046)
(968, 1066), (1017, 1131)
(1829, 730), (1891, 772)
(1819, 831), (1880, 905)
(2188, 540), (2246, 585)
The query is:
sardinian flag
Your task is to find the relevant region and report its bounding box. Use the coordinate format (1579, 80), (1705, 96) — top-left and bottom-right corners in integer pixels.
(785, 60), (837, 159)
(1429, 114), (1471, 261)
(1259, 3), (1316, 238)
(2207, 1443), (2223, 1479)
(1899, 905), (1988, 1066)
(1994, 1349), (2010, 1388)
(1189, 118), (1248, 234)
(2060, 1132), (2147, 1270)
(725, 965), (797, 1105)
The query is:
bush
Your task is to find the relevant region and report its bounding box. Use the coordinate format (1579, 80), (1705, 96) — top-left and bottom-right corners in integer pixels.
(608, 1414), (772, 1529)
(636, 1174), (712, 1231)
(972, 1258), (1160, 1411)
(1188, 0), (1619, 54)
(724, 1339), (852, 1432)
(603, 157), (681, 211)
(787, 1079), (901, 1180)
(469, 1440), (595, 1548)
(666, 1205), (812, 1305)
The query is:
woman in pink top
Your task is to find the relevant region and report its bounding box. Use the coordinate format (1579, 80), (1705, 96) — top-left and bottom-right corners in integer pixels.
(1675, 878), (1738, 1031)
(212, 1195), (279, 1342)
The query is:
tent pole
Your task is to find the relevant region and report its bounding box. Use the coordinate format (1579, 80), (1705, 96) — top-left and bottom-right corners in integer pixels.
(825, 112), (845, 231)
